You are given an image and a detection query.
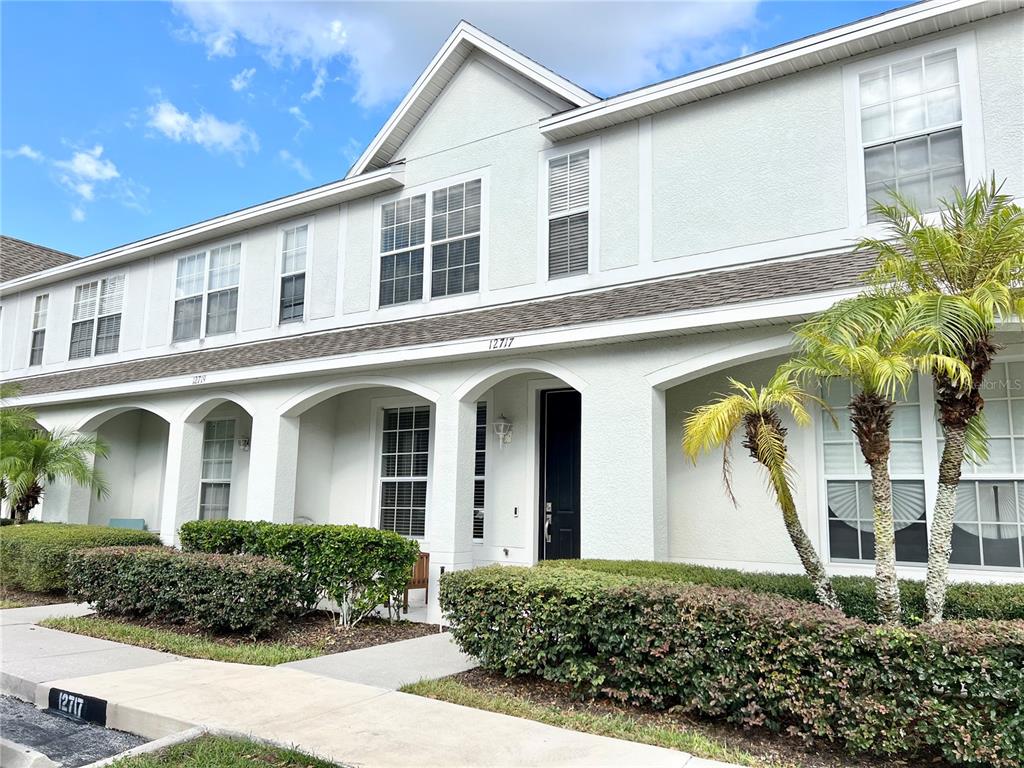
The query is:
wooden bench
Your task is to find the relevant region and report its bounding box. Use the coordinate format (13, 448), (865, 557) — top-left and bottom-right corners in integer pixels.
(403, 552), (430, 613)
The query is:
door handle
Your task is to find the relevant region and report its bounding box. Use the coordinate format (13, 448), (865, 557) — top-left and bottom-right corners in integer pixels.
(544, 502), (552, 543)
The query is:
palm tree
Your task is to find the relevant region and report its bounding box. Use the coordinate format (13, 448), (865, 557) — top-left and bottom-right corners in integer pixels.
(861, 177), (1024, 622)
(788, 297), (974, 624)
(682, 369), (841, 610)
(0, 425), (109, 524)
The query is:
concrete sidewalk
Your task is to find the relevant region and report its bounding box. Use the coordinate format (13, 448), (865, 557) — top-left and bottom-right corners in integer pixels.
(282, 631), (477, 689)
(0, 605), (738, 768)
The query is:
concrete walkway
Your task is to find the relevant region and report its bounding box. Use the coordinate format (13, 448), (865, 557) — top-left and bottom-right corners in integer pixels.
(0, 604), (740, 768)
(282, 631), (477, 689)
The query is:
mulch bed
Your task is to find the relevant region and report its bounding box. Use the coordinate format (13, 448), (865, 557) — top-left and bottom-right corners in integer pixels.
(108, 610), (441, 653)
(449, 669), (948, 768)
(0, 586), (68, 608)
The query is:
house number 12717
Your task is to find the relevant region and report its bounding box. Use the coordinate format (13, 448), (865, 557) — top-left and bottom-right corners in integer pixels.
(488, 336), (515, 350)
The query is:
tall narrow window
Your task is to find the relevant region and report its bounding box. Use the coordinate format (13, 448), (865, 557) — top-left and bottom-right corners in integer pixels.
(473, 401), (487, 540)
(199, 419), (235, 520)
(547, 150), (589, 278)
(29, 294), (48, 366)
(379, 405), (429, 537)
(859, 49), (965, 219)
(431, 179), (481, 298)
(279, 224), (307, 323)
(379, 195), (426, 307)
(822, 379), (927, 564)
(69, 276), (124, 359)
(173, 244), (241, 341)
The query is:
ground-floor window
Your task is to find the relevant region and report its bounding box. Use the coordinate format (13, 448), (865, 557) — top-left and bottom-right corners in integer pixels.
(379, 405), (430, 538)
(821, 363), (1024, 571)
(200, 419), (235, 520)
(473, 401), (487, 540)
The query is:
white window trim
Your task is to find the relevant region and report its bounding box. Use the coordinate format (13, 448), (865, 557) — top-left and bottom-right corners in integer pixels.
(371, 168), (491, 314)
(842, 30), (985, 229)
(273, 217), (314, 328)
(197, 417), (237, 521)
(816, 360), (1024, 573)
(537, 138), (601, 285)
(29, 293), (48, 367)
(168, 238), (245, 344)
(370, 395), (434, 541)
(68, 272), (127, 362)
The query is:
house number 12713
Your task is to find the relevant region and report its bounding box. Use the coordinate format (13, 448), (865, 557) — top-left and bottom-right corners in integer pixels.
(488, 336), (515, 350)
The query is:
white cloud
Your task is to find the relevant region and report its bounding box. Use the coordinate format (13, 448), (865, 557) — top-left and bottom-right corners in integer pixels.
(3, 144), (44, 161)
(230, 67), (256, 92)
(172, 1), (762, 108)
(278, 149), (311, 181)
(288, 105), (311, 136)
(71, 206), (86, 223)
(147, 99), (259, 156)
(55, 145), (120, 182)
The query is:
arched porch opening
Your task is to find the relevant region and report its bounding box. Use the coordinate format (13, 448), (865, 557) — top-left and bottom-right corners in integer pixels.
(182, 396), (254, 523)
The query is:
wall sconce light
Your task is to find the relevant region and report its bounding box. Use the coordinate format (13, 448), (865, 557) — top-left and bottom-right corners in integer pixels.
(493, 415), (513, 447)
(237, 437), (251, 452)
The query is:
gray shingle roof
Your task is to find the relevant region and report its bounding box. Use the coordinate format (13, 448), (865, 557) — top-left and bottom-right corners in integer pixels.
(1, 236), (78, 282)
(10, 250), (873, 397)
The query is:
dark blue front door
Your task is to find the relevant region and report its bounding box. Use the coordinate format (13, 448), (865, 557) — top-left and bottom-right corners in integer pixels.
(539, 389), (581, 560)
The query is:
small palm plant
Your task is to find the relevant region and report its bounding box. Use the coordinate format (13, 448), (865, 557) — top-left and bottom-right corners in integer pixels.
(788, 297), (974, 624)
(861, 177), (1024, 622)
(683, 369), (841, 610)
(0, 385), (109, 523)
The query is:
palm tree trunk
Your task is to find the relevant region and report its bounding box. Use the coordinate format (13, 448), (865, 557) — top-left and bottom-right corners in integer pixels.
(773, 477), (842, 611)
(925, 422), (965, 623)
(868, 458), (901, 624)
(13, 482), (42, 524)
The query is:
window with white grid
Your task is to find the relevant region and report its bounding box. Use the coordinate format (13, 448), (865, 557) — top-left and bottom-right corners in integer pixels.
(378, 406), (430, 538)
(431, 179), (481, 298)
(199, 419), (235, 521)
(822, 379), (927, 564)
(378, 195), (426, 307)
(858, 48), (966, 220)
(69, 276), (124, 360)
(173, 243), (240, 341)
(29, 294), (48, 366)
(473, 401), (487, 540)
(547, 150), (589, 278)
(279, 224), (307, 323)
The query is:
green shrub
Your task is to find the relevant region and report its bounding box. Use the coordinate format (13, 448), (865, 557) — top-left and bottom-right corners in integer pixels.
(67, 546), (301, 636)
(0, 523), (159, 592)
(180, 520), (420, 627)
(441, 566), (1024, 767)
(538, 559), (1024, 623)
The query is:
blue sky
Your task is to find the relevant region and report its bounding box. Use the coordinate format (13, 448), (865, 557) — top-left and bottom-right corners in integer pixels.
(2, 1), (910, 257)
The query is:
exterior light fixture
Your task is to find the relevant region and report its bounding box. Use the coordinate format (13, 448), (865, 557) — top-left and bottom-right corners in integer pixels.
(493, 415), (513, 447)
(237, 436), (251, 452)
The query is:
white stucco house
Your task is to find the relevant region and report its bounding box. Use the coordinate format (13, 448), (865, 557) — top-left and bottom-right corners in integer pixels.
(2, 0), (1023, 618)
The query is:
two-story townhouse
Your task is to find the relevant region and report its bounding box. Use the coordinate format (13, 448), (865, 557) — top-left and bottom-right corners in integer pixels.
(2, 0), (1022, 619)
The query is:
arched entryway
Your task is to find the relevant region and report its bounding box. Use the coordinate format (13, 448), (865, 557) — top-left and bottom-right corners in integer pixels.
(181, 395), (254, 523)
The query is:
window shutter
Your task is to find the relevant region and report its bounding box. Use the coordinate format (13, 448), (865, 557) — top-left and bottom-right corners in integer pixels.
(99, 275), (125, 315)
(567, 151), (589, 210)
(568, 212), (589, 274)
(548, 155), (569, 214)
(72, 282), (98, 321)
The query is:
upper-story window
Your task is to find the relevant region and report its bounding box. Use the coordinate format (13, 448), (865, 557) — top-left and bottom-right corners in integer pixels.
(379, 195), (426, 307)
(69, 275), (124, 360)
(858, 48), (965, 220)
(173, 243), (240, 342)
(279, 225), (307, 323)
(431, 179), (481, 298)
(29, 294), (48, 366)
(547, 150), (589, 278)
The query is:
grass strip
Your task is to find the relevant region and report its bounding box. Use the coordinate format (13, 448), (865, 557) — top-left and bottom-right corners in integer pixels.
(110, 734), (339, 767)
(40, 616), (322, 666)
(0, 598), (26, 609)
(402, 677), (777, 767)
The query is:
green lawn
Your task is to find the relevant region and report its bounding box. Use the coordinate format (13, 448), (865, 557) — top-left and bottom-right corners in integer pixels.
(0, 598), (25, 609)
(402, 677), (777, 768)
(40, 616), (322, 666)
(111, 735), (339, 767)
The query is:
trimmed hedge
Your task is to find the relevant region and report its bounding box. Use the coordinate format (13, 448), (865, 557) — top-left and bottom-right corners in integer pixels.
(539, 558), (1024, 623)
(67, 546), (301, 635)
(180, 520), (420, 626)
(0, 523), (159, 592)
(441, 566), (1024, 767)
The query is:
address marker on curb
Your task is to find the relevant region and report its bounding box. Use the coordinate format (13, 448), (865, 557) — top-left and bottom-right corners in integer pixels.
(47, 688), (107, 726)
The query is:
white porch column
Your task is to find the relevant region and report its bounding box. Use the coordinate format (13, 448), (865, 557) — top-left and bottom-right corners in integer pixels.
(425, 395), (476, 622)
(579, 375), (666, 560)
(244, 410), (299, 524)
(159, 419), (204, 545)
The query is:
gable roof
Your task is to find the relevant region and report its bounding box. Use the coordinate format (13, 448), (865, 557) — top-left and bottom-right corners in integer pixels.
(0, 236), (78, 282)
(346, 21), (599, 178)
